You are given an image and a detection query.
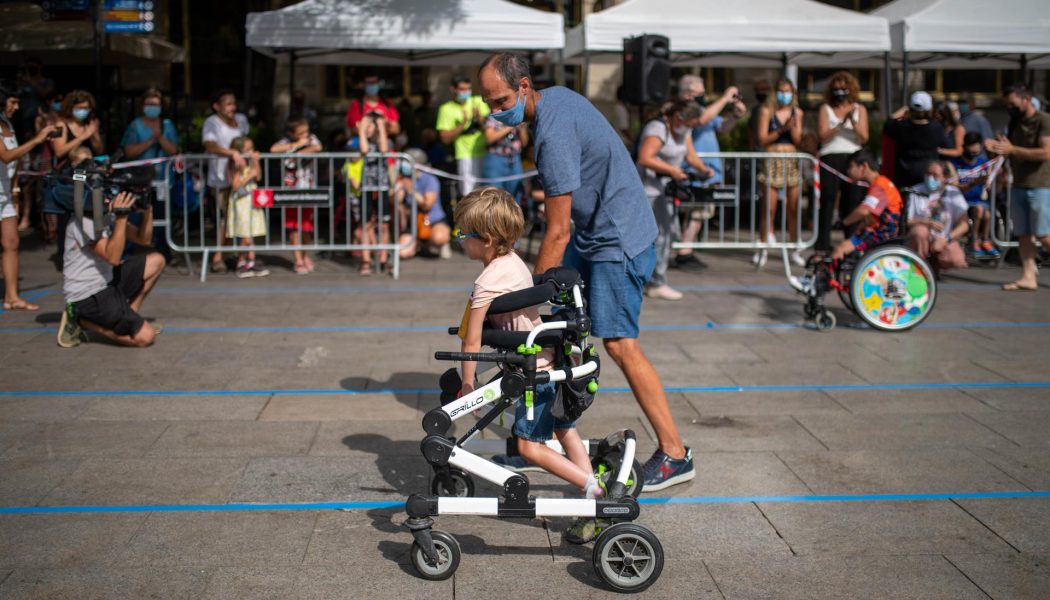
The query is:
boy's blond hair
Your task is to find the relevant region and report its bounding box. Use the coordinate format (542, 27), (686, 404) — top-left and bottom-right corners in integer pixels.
(453, 186), (524, 256)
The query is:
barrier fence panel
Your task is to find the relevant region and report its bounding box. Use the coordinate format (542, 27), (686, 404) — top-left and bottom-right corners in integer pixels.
(111, 152), (417, 282)
(989, 164), (1017, 251)
(672, 152), (821, 281)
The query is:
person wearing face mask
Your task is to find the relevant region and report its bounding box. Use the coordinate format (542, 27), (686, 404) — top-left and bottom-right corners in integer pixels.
(816, 71), (869, 256)
(121, 89), (179, 165)
(905, 160), (969, 274)
(636, 99), (715, 300)
(958, 93), (995, 143)
(0, 81), (57, 310)
(950, 132), (998, 259)
(754, 78), (805, 268)
(883, 91), (943, 193)
(986, 82), (1050, 291)
(345, 75), (399, 137)
(437, 75), (490, 197)
(46, 90), (103, 264)
(395, 148), (451, 260)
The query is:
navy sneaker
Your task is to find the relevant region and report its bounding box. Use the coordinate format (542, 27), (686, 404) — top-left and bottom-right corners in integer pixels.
(641, 447), (695, 492)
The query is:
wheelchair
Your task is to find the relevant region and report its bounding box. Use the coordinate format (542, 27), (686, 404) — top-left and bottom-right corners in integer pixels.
(404, 267), (663, 593)
(792, 238), (937, 332)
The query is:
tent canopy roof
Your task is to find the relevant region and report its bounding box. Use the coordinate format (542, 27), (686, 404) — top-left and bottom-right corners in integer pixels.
(246, 0), (564, 65)
(565, 0), (889, 63)
(874, 0), (1050, 56)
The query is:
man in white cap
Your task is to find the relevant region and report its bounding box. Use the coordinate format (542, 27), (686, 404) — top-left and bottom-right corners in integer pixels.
(884, 91), (944, 191)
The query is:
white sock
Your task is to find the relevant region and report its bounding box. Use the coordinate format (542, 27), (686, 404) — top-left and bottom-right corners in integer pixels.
(584, 474), (603, 499)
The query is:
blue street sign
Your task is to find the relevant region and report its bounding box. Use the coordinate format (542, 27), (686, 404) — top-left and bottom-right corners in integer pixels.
(42, 0), (91, 10)
(104, 0), (155, 10)
(103, 21), (155, 33)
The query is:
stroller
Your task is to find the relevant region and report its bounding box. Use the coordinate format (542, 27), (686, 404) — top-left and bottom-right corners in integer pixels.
(404, 267), (664, 593)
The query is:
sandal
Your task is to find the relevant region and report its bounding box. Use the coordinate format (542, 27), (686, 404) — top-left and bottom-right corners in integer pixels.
(294, 264), (310, 275)
(3, 299), (40, 311)
(359, 262), (373, 276)
(1002, 281), (1037, 291)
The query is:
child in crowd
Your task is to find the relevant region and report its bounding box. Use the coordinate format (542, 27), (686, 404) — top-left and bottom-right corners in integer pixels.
(950, 132), (999, 258)
(454, 187), (603, 534)
(270, 118), (322, 274)
(343, 113), (392, 275)
(225, 136), (269, 278)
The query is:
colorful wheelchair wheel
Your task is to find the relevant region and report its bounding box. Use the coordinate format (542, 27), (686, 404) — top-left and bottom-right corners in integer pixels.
(592, 523), (664, 593)
(431, 468), (475, 497)
(410, 529), (461, 581)
(850, 245), (937, 331)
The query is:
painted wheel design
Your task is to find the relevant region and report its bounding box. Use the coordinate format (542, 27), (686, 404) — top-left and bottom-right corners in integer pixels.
(850, 246), (937, 331)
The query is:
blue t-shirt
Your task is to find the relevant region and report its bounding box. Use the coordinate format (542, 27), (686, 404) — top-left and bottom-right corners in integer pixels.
(950, 153), (990, 205)
(532, 86), (657, 262)
(415, 171), (445, 222)
(121, 117), (180, 179)
(688, 116), (723, 185)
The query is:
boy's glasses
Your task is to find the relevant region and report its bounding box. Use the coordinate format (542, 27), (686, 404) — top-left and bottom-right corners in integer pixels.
(453, 228), (480, 242)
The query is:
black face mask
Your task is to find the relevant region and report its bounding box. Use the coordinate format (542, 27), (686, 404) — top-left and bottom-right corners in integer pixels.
(963, 151), (978, 161)
(755, 92), (769, 104)
(831, 89), (849, 105)
(1007, 105), (1024, 120)
(695, 92), (707, 106)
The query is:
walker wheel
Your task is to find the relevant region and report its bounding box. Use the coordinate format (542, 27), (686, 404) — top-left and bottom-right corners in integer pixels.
(815, 310), (836, 332)
(410, 529), (461, 581)
(431, 469), (475, 497)
(592, 523), (664, 593)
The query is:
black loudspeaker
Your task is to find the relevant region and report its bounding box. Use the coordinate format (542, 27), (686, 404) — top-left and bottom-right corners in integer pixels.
(622, 34), (671, 105)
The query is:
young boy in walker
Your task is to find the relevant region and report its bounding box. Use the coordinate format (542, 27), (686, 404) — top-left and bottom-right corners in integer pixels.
(454, 187), (604, 503)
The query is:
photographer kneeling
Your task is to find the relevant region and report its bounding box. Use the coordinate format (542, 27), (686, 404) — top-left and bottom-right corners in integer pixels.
(59, 191), (164, 348)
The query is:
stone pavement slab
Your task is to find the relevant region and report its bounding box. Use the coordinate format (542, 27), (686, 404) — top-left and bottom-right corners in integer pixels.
(962, 386), (1050, 412)
(258, 393), (422, 421)
(967, 445), (1050, 490)
(0, 513), (149, 569)
(0, 567), (210, 600)
(0, 396), (92, 422)
(1, 421), (170, 459)
(41, 458), (247, 505)
(78, 395), (269, 421)
(954, 497), (1050, 554)
(146, 421), (318, 458)
(776, 449), (1025, 494)
(682, 390), (848, 417)
(229, 456), (430, 502)
(823, 388), (994, 414)
(680, 415), (829, 452)
(792, 413), (1014, 450)
(116, 511), (317, 567)
(756, 499), (1015, 556)
(705, 555), (988, 600)
(965, 411), (1050, 448)
(945, 553), (1050, 600)
(0, 458), (81, 506)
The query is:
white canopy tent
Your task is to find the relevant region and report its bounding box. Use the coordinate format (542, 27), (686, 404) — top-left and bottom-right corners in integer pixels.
(564, 0), (890, 68)
(245, 0), (565, 66)
(874, 0), (1050, 70)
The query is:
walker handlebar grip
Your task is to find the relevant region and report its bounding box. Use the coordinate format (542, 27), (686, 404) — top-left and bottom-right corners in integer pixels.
(448, 327), (459, 335)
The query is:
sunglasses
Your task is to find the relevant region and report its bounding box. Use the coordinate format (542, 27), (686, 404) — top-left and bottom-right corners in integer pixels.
(453, 227), (480, 242)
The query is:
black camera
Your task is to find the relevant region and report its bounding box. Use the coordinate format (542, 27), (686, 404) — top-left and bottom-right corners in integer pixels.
(47, 129), (62, 139)
(72, 160), (155, 216)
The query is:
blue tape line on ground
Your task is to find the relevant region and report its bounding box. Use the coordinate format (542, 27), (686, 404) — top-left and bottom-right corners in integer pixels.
(3, 321), (1050, 335)
(2, 490), (1046, 515)
(2, 380), (1048, 397)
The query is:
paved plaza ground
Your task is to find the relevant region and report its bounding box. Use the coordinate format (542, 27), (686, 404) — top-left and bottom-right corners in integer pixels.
(1, 241), (1048, 599)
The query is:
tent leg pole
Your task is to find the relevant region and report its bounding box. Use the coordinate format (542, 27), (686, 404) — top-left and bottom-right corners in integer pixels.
(583, 54), (590, 97)
(1020, 53), (1029, 87)
(244, 48), (253, 109)
(882, 52), (892, 118)
(900, 50), (909, 110)
(289, 50), (296, 100)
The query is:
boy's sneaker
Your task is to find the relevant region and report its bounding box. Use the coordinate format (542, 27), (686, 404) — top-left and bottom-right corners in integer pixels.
(641, 447), (696, 492)
(492, 454), (545, 473)
(981, 242), (1000, 258)
(249, 261), (270, 277)
(564, 517), (611, 545)
(235, 262), (254, 278)
(57, 305), (83, 348)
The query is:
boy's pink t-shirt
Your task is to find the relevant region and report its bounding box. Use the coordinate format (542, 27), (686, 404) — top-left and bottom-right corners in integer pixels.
(471, 252), (552, 370)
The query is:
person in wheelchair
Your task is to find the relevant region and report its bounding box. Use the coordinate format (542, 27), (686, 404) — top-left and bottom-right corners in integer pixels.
(905, 159), (969, 275)
(453, 187), (603, 503)
(830, 149), (903, 263)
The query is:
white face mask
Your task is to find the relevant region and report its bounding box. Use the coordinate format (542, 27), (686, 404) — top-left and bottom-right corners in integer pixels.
(673, 124), (691, 137)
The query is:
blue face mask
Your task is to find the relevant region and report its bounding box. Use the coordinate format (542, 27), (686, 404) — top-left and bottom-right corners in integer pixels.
(776, 91), (793, 106)
(399, 162), (413, 177)
(73, 108), (91, 122)
(456, 90), (472, 103)
(925, 176), (942, 191)
(51, 102), (63, 112)
(364, 83), (381, 96)
(143, 105), (161, 119)
(490, 91), (525, 127)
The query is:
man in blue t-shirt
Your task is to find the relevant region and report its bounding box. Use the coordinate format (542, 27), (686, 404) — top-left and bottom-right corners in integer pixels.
(478, 53), (695, 512)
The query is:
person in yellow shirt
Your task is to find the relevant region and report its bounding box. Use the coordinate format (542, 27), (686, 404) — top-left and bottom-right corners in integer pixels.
(436, 75), (490, 198)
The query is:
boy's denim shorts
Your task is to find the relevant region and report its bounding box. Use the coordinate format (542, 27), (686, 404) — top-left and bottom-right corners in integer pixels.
(512, 382), (575, 442)
(563, 244), (656, 339)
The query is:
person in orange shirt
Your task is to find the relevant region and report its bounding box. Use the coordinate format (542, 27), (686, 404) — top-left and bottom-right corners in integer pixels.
(831, 149), (903, 261)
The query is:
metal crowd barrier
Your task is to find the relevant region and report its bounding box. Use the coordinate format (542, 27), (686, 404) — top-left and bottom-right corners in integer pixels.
(116, 152), (417, 282)
(989, 167), (1017, 252)
(672, 151), (821, 280)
